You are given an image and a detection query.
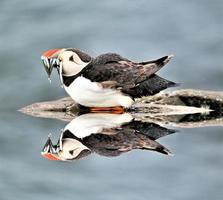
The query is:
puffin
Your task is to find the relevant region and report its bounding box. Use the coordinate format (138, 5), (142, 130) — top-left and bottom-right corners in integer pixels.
(41, 48), (177, 112)
(41, 113), (175, 161)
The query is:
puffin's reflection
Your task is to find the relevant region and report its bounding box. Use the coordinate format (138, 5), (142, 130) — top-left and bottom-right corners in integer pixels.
(41, 113), (175, 161)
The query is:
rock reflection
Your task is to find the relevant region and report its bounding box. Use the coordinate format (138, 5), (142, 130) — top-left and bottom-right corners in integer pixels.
(41, 113), (176, 161)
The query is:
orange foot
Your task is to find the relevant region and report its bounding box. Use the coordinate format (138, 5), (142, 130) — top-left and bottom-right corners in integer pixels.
(90, 106), (125, 114)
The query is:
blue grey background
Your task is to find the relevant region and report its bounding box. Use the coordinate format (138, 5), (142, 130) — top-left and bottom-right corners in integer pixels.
(0, 0), (222, 200)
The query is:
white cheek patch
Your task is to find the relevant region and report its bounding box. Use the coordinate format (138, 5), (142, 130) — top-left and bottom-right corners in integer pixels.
(62, 61), (89, 76)
(59, 51), (90, 77)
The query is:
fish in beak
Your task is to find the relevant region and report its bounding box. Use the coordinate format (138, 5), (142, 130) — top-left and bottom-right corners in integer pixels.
(41, 49), (62, 81)
(41, 134), (61, 161)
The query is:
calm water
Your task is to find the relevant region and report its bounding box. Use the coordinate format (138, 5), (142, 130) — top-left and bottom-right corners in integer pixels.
(0, 0), (222, 200)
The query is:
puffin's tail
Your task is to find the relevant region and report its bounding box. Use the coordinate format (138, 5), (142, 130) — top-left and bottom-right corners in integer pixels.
(125, 74), (179, 98)
(139, 55), (174, 76)
(141, 140), (173, 156)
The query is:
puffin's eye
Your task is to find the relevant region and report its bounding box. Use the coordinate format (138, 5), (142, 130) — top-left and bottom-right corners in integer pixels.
(69, 56), (74, 62)
(69, 150), (74, 155)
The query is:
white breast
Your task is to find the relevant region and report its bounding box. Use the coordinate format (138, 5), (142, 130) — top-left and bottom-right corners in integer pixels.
(64, 76), (133, 107)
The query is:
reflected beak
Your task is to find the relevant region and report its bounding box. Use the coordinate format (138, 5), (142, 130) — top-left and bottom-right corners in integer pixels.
(41, 135), (54, 154)
(41, 135), (61, 161)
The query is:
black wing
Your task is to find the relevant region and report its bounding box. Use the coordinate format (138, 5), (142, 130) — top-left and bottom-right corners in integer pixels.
(79, 53), (172, 90)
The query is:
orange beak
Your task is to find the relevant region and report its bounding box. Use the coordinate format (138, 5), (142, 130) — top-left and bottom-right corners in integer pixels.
(42, 48), (61, 58)
(41, 153), (62, 161)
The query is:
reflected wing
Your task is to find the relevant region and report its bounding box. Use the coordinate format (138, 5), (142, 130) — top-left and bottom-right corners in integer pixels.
(122, 120), (176, 140)
(82, 124), (173, 157)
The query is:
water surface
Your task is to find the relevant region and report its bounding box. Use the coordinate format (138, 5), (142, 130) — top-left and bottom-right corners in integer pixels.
(0, 0), (222, 200)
